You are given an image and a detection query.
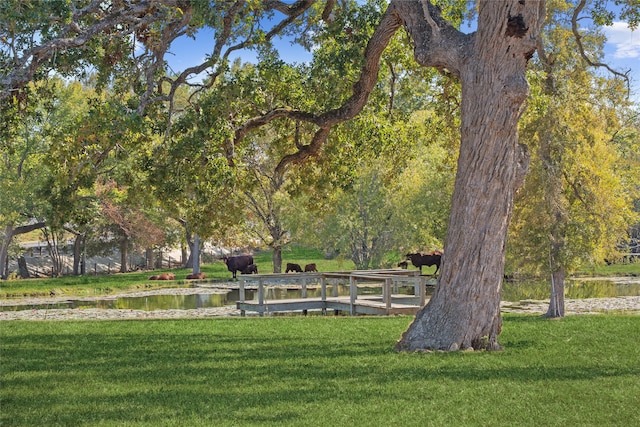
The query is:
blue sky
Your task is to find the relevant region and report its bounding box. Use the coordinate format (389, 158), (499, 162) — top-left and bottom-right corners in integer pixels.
(602, 23), (640, 96)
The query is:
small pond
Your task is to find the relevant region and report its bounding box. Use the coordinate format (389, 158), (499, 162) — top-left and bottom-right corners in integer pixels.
(1, 276), (638, 312)
(502, 277), (640, 301)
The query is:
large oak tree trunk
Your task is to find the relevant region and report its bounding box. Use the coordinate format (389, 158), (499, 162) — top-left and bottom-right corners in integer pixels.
(394, 0), (542, 351)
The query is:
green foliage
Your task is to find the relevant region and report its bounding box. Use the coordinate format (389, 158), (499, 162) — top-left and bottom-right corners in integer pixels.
(2, 315), (639, 425)
(592, 0), (640, 29)
(0, 80), (62, 241)
(3, 0), (638, 287)
(508, 6), (639, 277)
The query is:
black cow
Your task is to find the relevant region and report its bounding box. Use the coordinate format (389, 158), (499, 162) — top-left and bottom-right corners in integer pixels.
(406, 251), (442, 275)
(304, 263), (317, 272)
(286, 263), (303, 273)
(223, 255), (254, 279)
(241, 264), (258, 274)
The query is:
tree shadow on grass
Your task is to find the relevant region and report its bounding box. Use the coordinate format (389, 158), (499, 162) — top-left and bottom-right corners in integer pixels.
(3, 315), (639, 425)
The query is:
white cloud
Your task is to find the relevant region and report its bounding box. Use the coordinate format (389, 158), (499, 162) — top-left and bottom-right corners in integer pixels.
(603, 22), (640, 59)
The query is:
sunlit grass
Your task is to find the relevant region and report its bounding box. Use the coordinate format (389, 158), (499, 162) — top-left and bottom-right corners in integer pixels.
(578, 262), (640, 276)
(2, 315), (639, 426)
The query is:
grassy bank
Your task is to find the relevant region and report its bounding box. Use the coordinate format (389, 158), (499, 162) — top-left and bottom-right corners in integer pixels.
(0, 248), (358, 299)
(2, 315), (639, 426)
(2, 246), (637, 299)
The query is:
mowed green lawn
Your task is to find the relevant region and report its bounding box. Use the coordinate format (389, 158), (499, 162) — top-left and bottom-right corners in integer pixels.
(2, 314), (639, 426)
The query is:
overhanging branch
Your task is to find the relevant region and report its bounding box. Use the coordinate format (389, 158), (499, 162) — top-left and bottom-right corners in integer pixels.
(232, 6), (403, 176)
(572, 0), (631, 96)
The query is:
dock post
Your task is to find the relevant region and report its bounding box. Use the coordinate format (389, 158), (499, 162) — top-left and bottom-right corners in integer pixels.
(333, 279), (340, 315)
(350, 275), (357, 315)
(383, 278), (392, 310)
(258, 277), (265, 316)
(302, 278), (308, 316)
(320, 276), (327, 315)
(239, 278), (246, 317)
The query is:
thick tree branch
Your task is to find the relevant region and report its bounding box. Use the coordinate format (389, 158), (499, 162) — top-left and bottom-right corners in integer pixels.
(11, 221), (46, 237)
(158, 0), (317, 132)
(391, 0), (467, 77)
(232, 6), (403, 175)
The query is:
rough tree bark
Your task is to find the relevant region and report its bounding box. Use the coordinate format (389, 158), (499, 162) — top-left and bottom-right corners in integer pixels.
(394, 0), (544, 351)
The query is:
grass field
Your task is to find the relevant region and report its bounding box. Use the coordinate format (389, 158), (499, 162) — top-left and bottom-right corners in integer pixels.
(1, 314), (639, 426)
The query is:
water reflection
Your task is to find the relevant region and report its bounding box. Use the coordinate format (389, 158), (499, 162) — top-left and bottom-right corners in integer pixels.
(2, 277), (638, 312)
(502, 278), (640, 301)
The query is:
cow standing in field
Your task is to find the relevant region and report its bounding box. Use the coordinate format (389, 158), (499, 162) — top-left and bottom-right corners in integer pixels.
(286, 263), (303, 273)
(223, 255), (254, 279)
(406, 251), (442, 275)
(304, 263), (317, 272)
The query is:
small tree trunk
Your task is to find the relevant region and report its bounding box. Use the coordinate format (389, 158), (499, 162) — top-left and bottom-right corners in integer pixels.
(272, 245), (282, 273)
(17, 256), (30, 278)
(0, 225), (13, 279)
(545, 266), (565, 318)
(72, 234), (83, 275)
(80, 243), (86, 275)
(43, 228), (63, 277)
(537, 41), (568, 320)
(120, 237), (129, 273)
(146, 248), (155, 270)
(184, 226), (194, 268)
(181, 244), (188, 268)
(192, 234), (200, 274)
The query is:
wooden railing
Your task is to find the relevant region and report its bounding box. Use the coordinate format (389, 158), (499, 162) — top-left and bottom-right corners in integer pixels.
(237, 269), (431, 316)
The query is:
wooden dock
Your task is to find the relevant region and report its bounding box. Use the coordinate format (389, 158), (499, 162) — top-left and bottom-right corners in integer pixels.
(236, 269), (433, 316)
